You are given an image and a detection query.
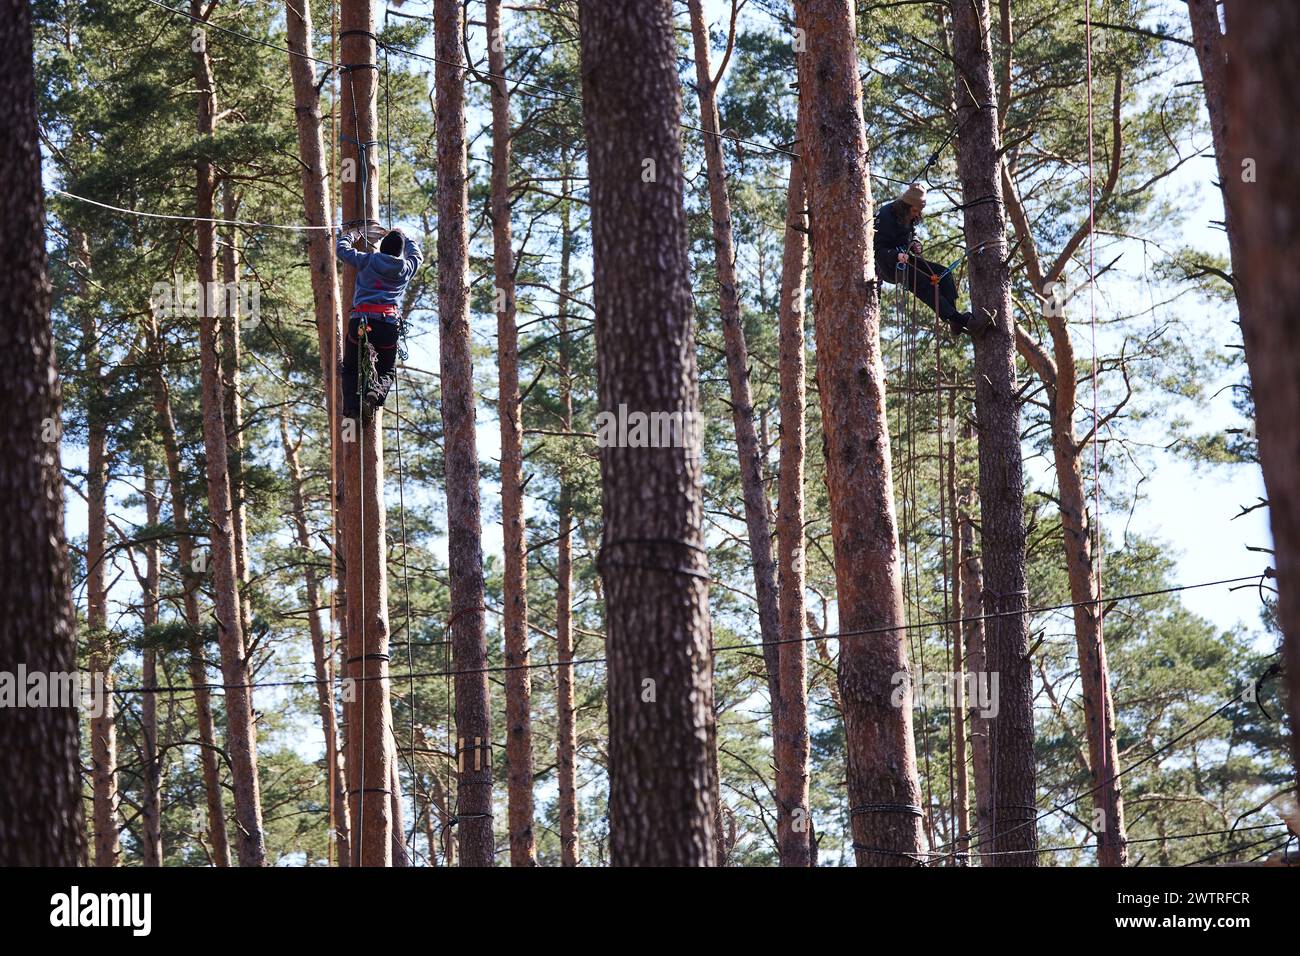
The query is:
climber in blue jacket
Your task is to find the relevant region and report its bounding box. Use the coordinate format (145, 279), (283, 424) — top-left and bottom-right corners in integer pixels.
(335, 225), (424, 417)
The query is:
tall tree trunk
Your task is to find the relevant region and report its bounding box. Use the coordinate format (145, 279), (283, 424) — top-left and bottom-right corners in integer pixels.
(958, 478), (993, 864)
(577, 0), (718, 866)
(1221, 0), (1300, 782)
(220, 183), (252, 638)
(487, 0), (536, 868)
(191, 2), (266, 865)
(951, 0), (1040, 866)
(686, 0), (783, 718)
(947, 396), (968, 861)
(792, 0), (924, 866)
(997, 1), (1130, 865)
(434, 0), (494, 867)
(1186, 0), (1244, 301)
(0, 0), (85, 862)
(338, 0), (399, 867)
(284, 0), (351, 865)
(141, 472), (164, 867)
(775, 155), (812, 867)
(149, 345), (231, 866)
(280, 407), (352, 864)
(555, 186), (580, 867)
(79, 232), (119, 868)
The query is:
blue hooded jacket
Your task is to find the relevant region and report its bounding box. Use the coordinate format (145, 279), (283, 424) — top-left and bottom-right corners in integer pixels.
(336, 231), (424, 321)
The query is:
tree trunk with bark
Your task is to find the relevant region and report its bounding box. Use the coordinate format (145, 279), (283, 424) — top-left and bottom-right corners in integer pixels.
(434, 0), (494, 867)
(957, 437), (993, 863)
(0, 0), (85, 863)
(149, 341), (231, 866)
(555, 186), (580, 867)
(280, 407), (352, 864)
(141, 473), (163, 867)
(1186, 0), (1244, 300)
(951, 0), (1039, 866)
(775, 155), (812, 867)
(338, 0), (399, 867)
(220, 184), (252, 638)
(947, 396), (968, 861)
(687, 0), (783, 718)
(284, 0), (351, 865)
(793, 0), (924, 866)
(191, 2), (266, 865)
(78, 232), (119, 868)
(1221, 0), (1300, 782)
(577, 0), (718, 866)
(487, 0), (536, 867)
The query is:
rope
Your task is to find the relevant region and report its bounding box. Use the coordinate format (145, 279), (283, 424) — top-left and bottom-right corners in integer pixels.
(109, 572), (1270, 694)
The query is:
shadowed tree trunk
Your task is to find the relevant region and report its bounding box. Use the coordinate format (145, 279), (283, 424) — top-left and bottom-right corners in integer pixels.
(338, 0), (399, 867)
(487, 0), (536, 867)
(1221, 0), (1300, 782)
(578, 0), (718, 866)
(148, 337), (231, 866)
(0, 0), (85, 863)
(793, 0), (924, 866)
(951, 0), (1042, 866)
(434, 0), (494, 867)
(190, 0), (265, 865)
(775, 155), (812, 867)
(555, 184), (580, 867)
(687, 0), (783, 719)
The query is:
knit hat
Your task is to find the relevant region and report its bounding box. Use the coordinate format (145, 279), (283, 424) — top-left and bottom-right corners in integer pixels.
(898, 183), (927, 210)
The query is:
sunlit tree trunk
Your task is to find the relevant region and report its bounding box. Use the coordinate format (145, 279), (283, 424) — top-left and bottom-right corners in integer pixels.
(284, 0), (351, 865)
(793, 0), (924, 866)
(280, 407), (352, 864)
(338, 0), (399, 867)
(775, 154), (811, 867)
(149, 342), (231, 867)
(1221, 0), (1300, 782)
(141, 472), (163, 867)
(191, 1), (265, 865)
(434, 0), (494, 867)
(487, 0), (536, 867)
(687, 0), (783, 717)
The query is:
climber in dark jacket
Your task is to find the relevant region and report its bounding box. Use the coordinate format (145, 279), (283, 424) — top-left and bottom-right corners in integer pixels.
(335, 225), (424, 417)
(875, 183), (986, 336)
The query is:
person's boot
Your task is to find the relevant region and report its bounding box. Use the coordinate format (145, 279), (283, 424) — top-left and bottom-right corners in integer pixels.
(964, 310), (992, 335)
(364, 371), (395, 412)
(340, 365), (361, 419)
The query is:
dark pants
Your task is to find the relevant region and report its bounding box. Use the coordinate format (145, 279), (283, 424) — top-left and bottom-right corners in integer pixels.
(340, 313), (399, 414)
(882, 256), (961, 323)
(342, 313), (399, 379)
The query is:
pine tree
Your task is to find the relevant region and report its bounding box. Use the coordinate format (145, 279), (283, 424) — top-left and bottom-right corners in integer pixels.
(578, 0), (718, 866)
